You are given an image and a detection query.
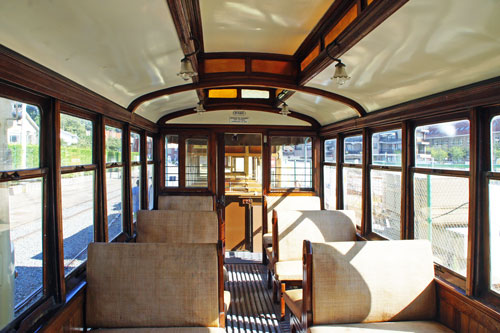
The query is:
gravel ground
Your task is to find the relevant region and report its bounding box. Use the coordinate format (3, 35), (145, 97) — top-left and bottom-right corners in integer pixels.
(6, 174), (122, 306)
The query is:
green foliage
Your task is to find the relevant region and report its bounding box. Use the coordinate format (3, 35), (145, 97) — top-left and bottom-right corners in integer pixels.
(8, 144), (39, 169)
(61, 115), (92, 147)
(430, 147), (448, 162)
(61, 146), (92, 166)
(25, 105), (40, 126)
(449, 146), (466, 162)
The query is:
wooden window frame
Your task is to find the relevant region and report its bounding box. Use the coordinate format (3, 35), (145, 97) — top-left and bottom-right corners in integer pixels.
(322, 137), (338, 210)
(368, 126), (403, 240)
(58, 105), (98, 288)
(268, 134), (316, 193)
(160, 130), (212, 193)
(103, 119), (129, 242)
(340, 131), (365, 233)
(0, 84), (60, 331)
(410, 113), (471, 291)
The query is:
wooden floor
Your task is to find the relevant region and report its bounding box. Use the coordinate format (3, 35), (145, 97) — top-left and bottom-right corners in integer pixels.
(225, 252), (290, 333)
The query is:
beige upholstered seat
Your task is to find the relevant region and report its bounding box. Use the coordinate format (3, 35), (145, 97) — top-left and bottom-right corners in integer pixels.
(262, 232), (272, 248)
(304, 240), (452, 332)
(283, 289), (302, 319)
(137, 210), (218, 243)
(274, 260), (302, 281)
(307, 321), (453, 332)
(86, 243), (224, 330)
(94, 328), (226, 332)
(158, 195), (214, 211)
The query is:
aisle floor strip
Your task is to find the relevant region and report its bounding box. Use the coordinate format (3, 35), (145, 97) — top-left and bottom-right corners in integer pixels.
(225, 263), (290, 333)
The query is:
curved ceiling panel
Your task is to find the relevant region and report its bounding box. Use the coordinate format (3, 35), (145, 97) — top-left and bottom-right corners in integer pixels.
(167, 110), (310, 126)
(201, 0), (332, 54)
(135, 91), (199, 123)
(0, 0), (187, 108)
(307, 0), (500, 114)
(286, 92), (358, 125)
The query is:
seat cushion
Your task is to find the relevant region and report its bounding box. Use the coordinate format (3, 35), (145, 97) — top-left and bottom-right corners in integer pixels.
(308, 321), (454, 332)
(224, 290), (231, 312)
(263, 233), (272, 248)
(94, 328), (226, 332)
(283, 289), (302, 319)
(274, 260), (302, 281)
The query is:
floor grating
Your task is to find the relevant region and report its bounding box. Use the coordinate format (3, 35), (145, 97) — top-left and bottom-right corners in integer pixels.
(225, 262), (290, 333)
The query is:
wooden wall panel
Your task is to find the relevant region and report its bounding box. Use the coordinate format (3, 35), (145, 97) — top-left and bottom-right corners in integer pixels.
(40, 288), (85, 332)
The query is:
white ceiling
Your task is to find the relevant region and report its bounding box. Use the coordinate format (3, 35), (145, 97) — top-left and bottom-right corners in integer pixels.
(307, 0), (500, 115)
(167, 110), (310, 126)
(200, 0), (333, 54)
(135, 91), (199, 123)
(0, 0), (187, 108)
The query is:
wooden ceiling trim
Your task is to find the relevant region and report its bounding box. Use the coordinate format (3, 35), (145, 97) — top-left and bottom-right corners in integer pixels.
(324, 3), (359, 47)
(251, 59), (295, 76)
(157, 104), (320, 128)
(300, 44), (321, 71)
(128, 78), (366, 117)
(166, 0), (204, 100)
(297, 0), (408, 85)
(204, 59), (246, 73)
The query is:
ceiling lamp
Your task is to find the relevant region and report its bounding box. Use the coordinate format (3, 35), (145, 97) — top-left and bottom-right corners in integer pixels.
(177, 36), (200, 81)
(325, 42), (351, 86)
(194, 101), (205, 114)
(279, 102), (290, 116)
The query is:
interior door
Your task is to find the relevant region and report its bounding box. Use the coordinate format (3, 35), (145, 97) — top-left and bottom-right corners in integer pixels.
(219, 133), (263, 252)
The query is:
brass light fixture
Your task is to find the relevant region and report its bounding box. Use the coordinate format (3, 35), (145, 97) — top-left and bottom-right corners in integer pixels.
(325, 41), (351, 86)
(194, 100), (205, 114)
(279, 102), (290, 116)
(177, 36), (200, 81)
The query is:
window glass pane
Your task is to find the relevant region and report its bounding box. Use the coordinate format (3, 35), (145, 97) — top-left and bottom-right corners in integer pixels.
(344, 135), (362, 164)
(490, 179), (500, 294)
(165, 135), (178, 187)
(130, 132), (140, 162)
(105, 126), (122, 163)
(148, 164), (154, 210)
(492, 115), (500, 172)
(414, 174), (468, 276)
(60, 114), (92, 166)
(147, 136), (154, 161)
(271, 136), (312, 189)
(415, 120), (470, 170)
(131, 165), (141, 222)
(0, 97), (40, 171)
(106, 167), (123, 240)
(61, 171), (94, 276)
(324, 165), (336, 210)
(343, 167), (362, 226)
(0, 178), (43, 326)
(186, 138), (208, 188)
(371, 170), (401, 239)
(241, 89), (270, 99)
(372, 129), (402, 166)
(325, 139), (337, 163)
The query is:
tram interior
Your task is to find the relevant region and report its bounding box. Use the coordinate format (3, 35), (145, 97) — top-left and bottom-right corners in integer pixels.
(1, 0), (500, 332)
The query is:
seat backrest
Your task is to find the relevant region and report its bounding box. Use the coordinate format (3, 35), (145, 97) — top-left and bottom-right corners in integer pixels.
(136, 210), (218, 243)
(275, 210), (356, 261)
(86, 243), (220, 328)
(265, 195), (321, 232)
(158, 195), (214, 211)
(310, 240), (436, 325)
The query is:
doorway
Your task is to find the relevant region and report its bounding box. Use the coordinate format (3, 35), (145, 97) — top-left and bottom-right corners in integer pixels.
(222, 133), (263, 252)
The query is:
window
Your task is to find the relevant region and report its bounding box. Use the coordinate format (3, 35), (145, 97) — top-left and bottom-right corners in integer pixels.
(0, 97), (44, 327)
(414, 120), (470, 278)
(371, 129), (402, 239)
(489, 115), (500, 295)
(324, 139), (337, 210)
(60, 113), (95, 276)
(147, 136), (154, 210)
(271, 136), (312, 189)
(185, 138), (208, 188)
(241, 89), (270, 99)
(165, 135), (178, 187)
(343, 135), (363, 226)
(105, 125), (123, 240)
(130, 132), (141, 221)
